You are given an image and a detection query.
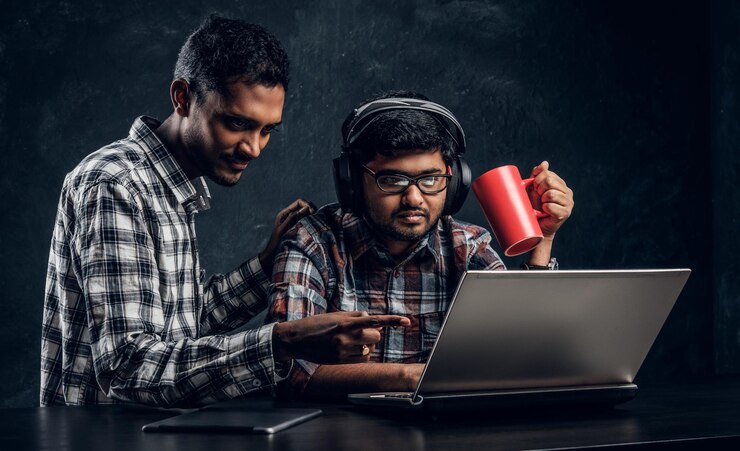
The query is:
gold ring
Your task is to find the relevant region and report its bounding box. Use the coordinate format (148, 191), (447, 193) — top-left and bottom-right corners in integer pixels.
(361, 344), (370, 356)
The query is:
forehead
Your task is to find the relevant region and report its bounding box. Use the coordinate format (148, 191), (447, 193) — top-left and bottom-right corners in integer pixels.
(206, 81), (285, 122)
(366, 149), (446, 173)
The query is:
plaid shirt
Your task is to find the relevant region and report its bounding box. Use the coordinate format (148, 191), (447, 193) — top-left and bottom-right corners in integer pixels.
(41, 116), (281, 407)
(266, 203), (505, 396)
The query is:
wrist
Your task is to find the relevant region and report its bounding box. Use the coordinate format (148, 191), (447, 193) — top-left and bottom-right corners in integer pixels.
(271, 322), (292, 361)
(521, 257), (559, 270)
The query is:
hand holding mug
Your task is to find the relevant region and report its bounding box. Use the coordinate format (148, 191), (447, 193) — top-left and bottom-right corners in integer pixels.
(527, 161), (574, 239)
(472, 161), (574, 256)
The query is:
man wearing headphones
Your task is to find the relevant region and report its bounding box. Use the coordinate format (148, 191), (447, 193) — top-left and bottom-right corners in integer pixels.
(267, 91), (574, 399)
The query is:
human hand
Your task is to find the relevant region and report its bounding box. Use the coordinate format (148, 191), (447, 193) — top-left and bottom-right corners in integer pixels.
(272, 311), (411, 364)
(259, 198), (316, 276)
(527, 161), (574, 238)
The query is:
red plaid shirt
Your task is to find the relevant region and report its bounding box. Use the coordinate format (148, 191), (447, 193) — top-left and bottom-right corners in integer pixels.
(266, 203), (505, 396)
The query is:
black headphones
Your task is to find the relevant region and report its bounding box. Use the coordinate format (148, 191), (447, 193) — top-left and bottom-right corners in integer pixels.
(332, 97), (472, 215)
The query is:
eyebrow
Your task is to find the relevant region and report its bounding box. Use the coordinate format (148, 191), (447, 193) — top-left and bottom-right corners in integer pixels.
(374, 167), (445, 177)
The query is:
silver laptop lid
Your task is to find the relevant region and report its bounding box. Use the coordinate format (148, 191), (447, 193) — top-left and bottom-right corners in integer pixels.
(414, 269), (690, 397)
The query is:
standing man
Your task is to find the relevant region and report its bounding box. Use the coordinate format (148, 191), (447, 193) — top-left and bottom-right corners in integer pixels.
(41, 16), (409, 407)
(267, 91), (574, 399)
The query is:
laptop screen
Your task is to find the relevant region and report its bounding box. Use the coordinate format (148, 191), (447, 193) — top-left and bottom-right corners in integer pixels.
(414, 269), (690, 398)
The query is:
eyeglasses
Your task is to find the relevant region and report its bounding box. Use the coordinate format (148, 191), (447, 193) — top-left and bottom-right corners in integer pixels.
(362, 165), (452, 194)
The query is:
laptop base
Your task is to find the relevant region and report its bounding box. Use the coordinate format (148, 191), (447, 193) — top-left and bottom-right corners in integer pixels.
(348, 384), (638, 413)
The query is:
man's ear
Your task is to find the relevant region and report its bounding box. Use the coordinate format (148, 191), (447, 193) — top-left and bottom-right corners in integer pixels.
(170, 79), (192, 117)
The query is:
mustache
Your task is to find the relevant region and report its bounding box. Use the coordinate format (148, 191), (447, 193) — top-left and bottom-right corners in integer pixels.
(392, 207), (430, 218)
(224, 153), (253, 164)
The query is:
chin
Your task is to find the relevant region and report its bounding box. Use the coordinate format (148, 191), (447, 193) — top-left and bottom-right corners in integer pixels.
(207, 171), (242, 187)
(390, 223), (433, 242)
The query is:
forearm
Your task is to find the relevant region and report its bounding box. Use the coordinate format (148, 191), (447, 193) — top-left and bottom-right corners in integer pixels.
(303, 363), (422, 400)
(96, 324), (279, 407)
(528, 236), (553, 266)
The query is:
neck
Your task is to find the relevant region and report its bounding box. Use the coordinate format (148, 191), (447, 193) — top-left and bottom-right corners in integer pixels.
(155, 114), (201, 180)
(382, 237), (418, 258)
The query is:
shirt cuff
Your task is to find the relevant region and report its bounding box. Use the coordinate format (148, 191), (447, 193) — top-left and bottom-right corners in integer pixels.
(226, 323), (284, 394)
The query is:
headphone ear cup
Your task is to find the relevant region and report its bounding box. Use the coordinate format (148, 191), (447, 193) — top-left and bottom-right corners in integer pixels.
(443, 156), (472, 215)
(333, 154), (354, 211)
(333, 153), (364, 213)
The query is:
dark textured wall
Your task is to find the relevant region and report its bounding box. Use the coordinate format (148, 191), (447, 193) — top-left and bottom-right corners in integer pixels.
(712, 0), (740, 374)
(0, 0), (722, 408)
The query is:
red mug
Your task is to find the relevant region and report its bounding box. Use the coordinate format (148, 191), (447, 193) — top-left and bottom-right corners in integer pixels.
(472, 165), (549, 257)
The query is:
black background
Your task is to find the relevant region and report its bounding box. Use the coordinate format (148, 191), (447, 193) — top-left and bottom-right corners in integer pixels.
(0, 0), (737, 408)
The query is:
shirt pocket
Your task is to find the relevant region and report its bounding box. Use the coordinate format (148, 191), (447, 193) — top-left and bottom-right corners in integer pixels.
(419, 311), (446, 354)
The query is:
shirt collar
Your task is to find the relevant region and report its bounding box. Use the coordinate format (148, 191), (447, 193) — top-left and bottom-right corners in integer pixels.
(129, 116), (211, 212)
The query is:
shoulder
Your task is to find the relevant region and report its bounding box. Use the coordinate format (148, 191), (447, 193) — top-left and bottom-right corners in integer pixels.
(286, 203), (353, 245)
(63, 137), (149, 196)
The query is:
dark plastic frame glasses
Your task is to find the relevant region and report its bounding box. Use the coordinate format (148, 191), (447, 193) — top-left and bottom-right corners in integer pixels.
(362, 165), (452, 194)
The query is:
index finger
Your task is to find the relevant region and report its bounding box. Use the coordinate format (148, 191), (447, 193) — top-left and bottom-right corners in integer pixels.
(342, 314), (411, 330)
(529, 160), (549, 178)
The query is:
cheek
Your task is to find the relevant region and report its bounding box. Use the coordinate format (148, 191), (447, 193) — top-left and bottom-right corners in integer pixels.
(428, 192), (447, 216)
(362, 182), (395, 217)
(203, 120), (238, 150)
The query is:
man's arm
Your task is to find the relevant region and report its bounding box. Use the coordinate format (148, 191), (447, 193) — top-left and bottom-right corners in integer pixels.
(526, 161), (574, 266)
(266, 220), (336, 397)
(303, 363), (424, 400)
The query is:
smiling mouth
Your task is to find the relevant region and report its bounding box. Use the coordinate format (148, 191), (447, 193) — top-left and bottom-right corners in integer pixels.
(225, 156), (252, 172)
(229, 161), (249, 171)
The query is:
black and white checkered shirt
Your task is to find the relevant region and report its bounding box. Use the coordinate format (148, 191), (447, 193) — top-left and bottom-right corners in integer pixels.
(41, 116), (281, 407)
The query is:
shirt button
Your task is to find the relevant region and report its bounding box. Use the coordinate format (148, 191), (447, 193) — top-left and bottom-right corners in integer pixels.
(252, 379), (262, 387)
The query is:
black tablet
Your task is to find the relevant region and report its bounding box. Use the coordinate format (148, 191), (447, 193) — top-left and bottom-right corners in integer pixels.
(141, 407), (322, 434)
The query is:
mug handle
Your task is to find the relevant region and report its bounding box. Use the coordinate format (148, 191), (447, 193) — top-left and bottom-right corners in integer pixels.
(522, 178), (549, 219)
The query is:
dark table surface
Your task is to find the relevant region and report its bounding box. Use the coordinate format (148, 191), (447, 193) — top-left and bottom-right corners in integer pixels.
(4, 377), (740, 451)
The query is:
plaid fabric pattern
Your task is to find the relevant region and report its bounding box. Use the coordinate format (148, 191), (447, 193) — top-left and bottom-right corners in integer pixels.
(41, 116), (278, 407)
(266, 203), (505, 396)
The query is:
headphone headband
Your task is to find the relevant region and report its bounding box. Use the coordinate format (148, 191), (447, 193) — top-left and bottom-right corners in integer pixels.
(343, 97), (467, 154)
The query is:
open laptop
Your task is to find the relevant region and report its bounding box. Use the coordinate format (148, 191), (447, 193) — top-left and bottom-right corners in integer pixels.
(348, 269), (691, 412)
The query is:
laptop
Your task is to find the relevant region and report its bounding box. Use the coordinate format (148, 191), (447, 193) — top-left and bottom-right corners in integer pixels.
(348, 269), (691, 412)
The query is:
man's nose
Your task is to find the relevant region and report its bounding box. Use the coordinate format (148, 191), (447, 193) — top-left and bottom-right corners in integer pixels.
(239, 131), (262, 158)
(401, 184), (424, 207)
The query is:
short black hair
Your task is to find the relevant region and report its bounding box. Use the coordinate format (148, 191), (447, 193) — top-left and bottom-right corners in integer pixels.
(174, 15), (290, 101)
(341, 90), (458, 165)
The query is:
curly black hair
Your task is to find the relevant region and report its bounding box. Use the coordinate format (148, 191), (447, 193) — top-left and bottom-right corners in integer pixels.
(174, 15), (290, 102)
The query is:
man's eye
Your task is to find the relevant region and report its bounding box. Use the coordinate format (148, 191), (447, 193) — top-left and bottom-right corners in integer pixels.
(228, 118), (248, 129)
(419, 176), (439, 187)
(261, 125), (279, 136)
(379, 176), (409, 186)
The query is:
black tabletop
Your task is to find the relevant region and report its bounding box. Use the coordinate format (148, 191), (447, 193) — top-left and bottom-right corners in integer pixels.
(4, 378), (740, 451)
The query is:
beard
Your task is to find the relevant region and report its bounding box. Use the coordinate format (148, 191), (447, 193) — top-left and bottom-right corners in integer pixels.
(182, 126), (244, 187)
(363, 203), (441, 243)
